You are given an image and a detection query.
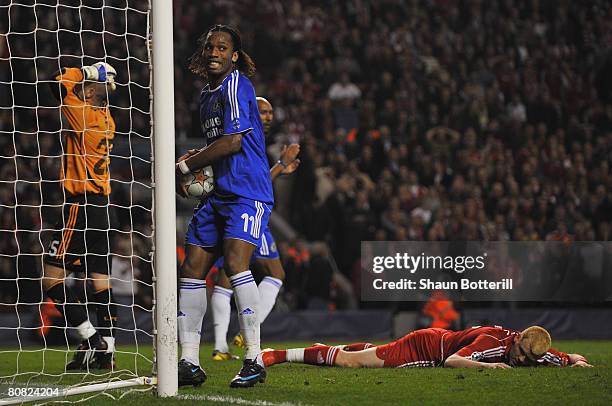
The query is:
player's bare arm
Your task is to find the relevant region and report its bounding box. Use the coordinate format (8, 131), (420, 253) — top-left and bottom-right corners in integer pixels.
(444, 353), (511, 369)
(270, 144), (301, 181)
(186, 134), (242, 169)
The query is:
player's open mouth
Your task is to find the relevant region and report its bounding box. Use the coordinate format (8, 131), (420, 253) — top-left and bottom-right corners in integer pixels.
(207, 61), (221, 69)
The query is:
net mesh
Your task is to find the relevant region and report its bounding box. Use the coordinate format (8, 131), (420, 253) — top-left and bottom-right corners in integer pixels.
(0, 0), (155, 401)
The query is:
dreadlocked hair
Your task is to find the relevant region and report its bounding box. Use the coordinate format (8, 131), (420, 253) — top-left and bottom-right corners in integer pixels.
(189, 24), (256, 80)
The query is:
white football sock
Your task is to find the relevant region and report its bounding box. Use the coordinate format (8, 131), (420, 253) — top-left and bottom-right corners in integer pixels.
(76, 320), (97, 341)
(230, 271), (260, 360)
(178, 278), (207, 366)
(258, 276), (283, 324)
(102, 336), (115, 353)
(211, 286), (233, 353)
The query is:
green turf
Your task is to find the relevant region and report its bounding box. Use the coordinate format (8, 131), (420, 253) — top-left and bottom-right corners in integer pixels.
(1, 340), (610, 405)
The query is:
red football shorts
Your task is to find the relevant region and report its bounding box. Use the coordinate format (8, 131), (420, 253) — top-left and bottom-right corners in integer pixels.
(375, 328), (449, 368)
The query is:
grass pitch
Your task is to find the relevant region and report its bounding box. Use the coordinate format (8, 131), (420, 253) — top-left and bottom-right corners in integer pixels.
(1, 340), (610, 405)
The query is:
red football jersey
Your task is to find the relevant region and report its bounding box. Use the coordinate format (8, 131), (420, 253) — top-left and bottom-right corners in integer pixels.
(376, 326), (570, 368)
(447, 326), (569, 366)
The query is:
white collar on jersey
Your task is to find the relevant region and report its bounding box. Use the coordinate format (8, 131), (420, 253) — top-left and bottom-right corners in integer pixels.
(203, 71), (239, 93)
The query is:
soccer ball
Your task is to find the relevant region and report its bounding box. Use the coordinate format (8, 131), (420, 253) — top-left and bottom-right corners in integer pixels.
(183, 165), (214, 199)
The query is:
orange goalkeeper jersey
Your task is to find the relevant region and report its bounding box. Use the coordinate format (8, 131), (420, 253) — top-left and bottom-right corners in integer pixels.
(55, 67), (115, 196)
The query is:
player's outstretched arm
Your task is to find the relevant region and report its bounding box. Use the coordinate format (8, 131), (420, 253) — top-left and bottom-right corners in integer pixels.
(537, 348), (591, 367)
(569, 354), (593, 368)
(270, 144), (300, 181)
(444, 353), (511, 369)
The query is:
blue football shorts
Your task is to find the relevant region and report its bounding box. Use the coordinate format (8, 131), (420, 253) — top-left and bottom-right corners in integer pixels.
(185, 195), (272, 248)
(252, 227), (280, 260)
(209, 226), (279, 270)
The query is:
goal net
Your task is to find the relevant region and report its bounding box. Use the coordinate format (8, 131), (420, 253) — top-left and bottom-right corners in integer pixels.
(0, 0), (177, 402)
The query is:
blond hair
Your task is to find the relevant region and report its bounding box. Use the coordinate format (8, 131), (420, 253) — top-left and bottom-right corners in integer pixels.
(520, 326), (552, 359)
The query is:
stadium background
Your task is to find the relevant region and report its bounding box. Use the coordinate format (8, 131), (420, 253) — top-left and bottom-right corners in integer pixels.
(1, 0), (611, 345)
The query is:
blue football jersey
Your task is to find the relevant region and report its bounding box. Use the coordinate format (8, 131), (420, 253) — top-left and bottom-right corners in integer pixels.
(199, 71), (273, 203)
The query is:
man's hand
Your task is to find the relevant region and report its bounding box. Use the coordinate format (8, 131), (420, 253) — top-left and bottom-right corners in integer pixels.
(175, 165), (188, 198)
(282, 159), (301, 174)
(178, 148), (199, 162)
(175, 149), (198, 198)
(279, 144), (301, 175)
(569, 354), (592, 367)
(485, 363), (512, 369)
(82, 62), (117, 90)
(571, 360), (593, 368)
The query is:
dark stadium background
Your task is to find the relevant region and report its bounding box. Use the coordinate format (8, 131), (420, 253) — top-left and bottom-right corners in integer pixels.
(0, 0), (611, 343)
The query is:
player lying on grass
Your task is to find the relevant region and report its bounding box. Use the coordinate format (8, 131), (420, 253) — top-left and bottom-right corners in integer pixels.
(260, 326), (592, 369)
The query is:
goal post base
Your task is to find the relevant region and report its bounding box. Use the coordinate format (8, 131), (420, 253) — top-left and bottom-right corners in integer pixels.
(0, 377), (157, 406)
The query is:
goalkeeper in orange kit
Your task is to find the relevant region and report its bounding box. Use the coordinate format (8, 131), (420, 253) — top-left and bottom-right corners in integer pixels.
(42, 62), (119, 370)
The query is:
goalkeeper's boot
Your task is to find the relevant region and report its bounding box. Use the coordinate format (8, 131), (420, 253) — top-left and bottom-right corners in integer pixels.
(229, 359), (266, 388)
(66, 334), (107, 370)
(90, 351), (116, 370)
(178, 359), (207, 388)
(212, 350), (240, 361)
(232, 334), (245, 348)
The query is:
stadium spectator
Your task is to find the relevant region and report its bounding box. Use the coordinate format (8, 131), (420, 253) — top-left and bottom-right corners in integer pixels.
(2, 0), (611, 309)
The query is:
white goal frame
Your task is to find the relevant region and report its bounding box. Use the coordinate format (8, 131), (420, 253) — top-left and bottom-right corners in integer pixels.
(1, 0), (177, 403)
(151, 0), (178, 398)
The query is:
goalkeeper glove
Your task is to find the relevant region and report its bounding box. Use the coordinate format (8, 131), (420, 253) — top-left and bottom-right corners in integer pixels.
(82, 62), (117, 90)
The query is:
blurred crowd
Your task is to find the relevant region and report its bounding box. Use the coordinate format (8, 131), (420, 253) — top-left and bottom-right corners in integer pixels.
(1, 0), (611, 309)
(171, 0), (612, 286)
(0, 0), (153, 306)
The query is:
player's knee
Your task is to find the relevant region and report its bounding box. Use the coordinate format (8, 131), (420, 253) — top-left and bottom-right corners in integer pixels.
(42, 265), (64, 291)
(336, 352), (361, 368)
(258, 258), (285, 281)
(223, 256), (249, 277)
(181, 257), (204, 279)
(91, 275), (111, 292)
(268, 264), (285, 281)
(218, 271), (231, 289)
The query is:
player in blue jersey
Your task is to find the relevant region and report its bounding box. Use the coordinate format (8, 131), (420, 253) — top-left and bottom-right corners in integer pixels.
(210, 97), (300, 361)
(175, 25), (272, 388)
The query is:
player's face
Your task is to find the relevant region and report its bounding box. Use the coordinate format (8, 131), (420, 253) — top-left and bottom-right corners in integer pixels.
(83, 83), (110, 107)
(257, 99), (273, 134)
(202, 31), (238, 81)
(508, 340), (537, 367)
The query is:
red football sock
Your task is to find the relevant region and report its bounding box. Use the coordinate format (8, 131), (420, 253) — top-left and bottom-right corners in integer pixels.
(261, 350), (287, 367)
(343, 342), (375, 352)
(303, 345), (340, 366)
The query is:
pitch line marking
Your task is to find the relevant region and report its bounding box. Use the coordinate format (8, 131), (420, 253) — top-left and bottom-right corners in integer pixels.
(177, 394), (312, 406)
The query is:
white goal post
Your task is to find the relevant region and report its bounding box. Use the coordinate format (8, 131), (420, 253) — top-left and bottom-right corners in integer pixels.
(0, 0), (177, 402)
(151, 0), (178, 398)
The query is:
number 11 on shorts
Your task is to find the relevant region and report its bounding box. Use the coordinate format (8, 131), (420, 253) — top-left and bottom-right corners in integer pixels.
(241, 212), (256, 236)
